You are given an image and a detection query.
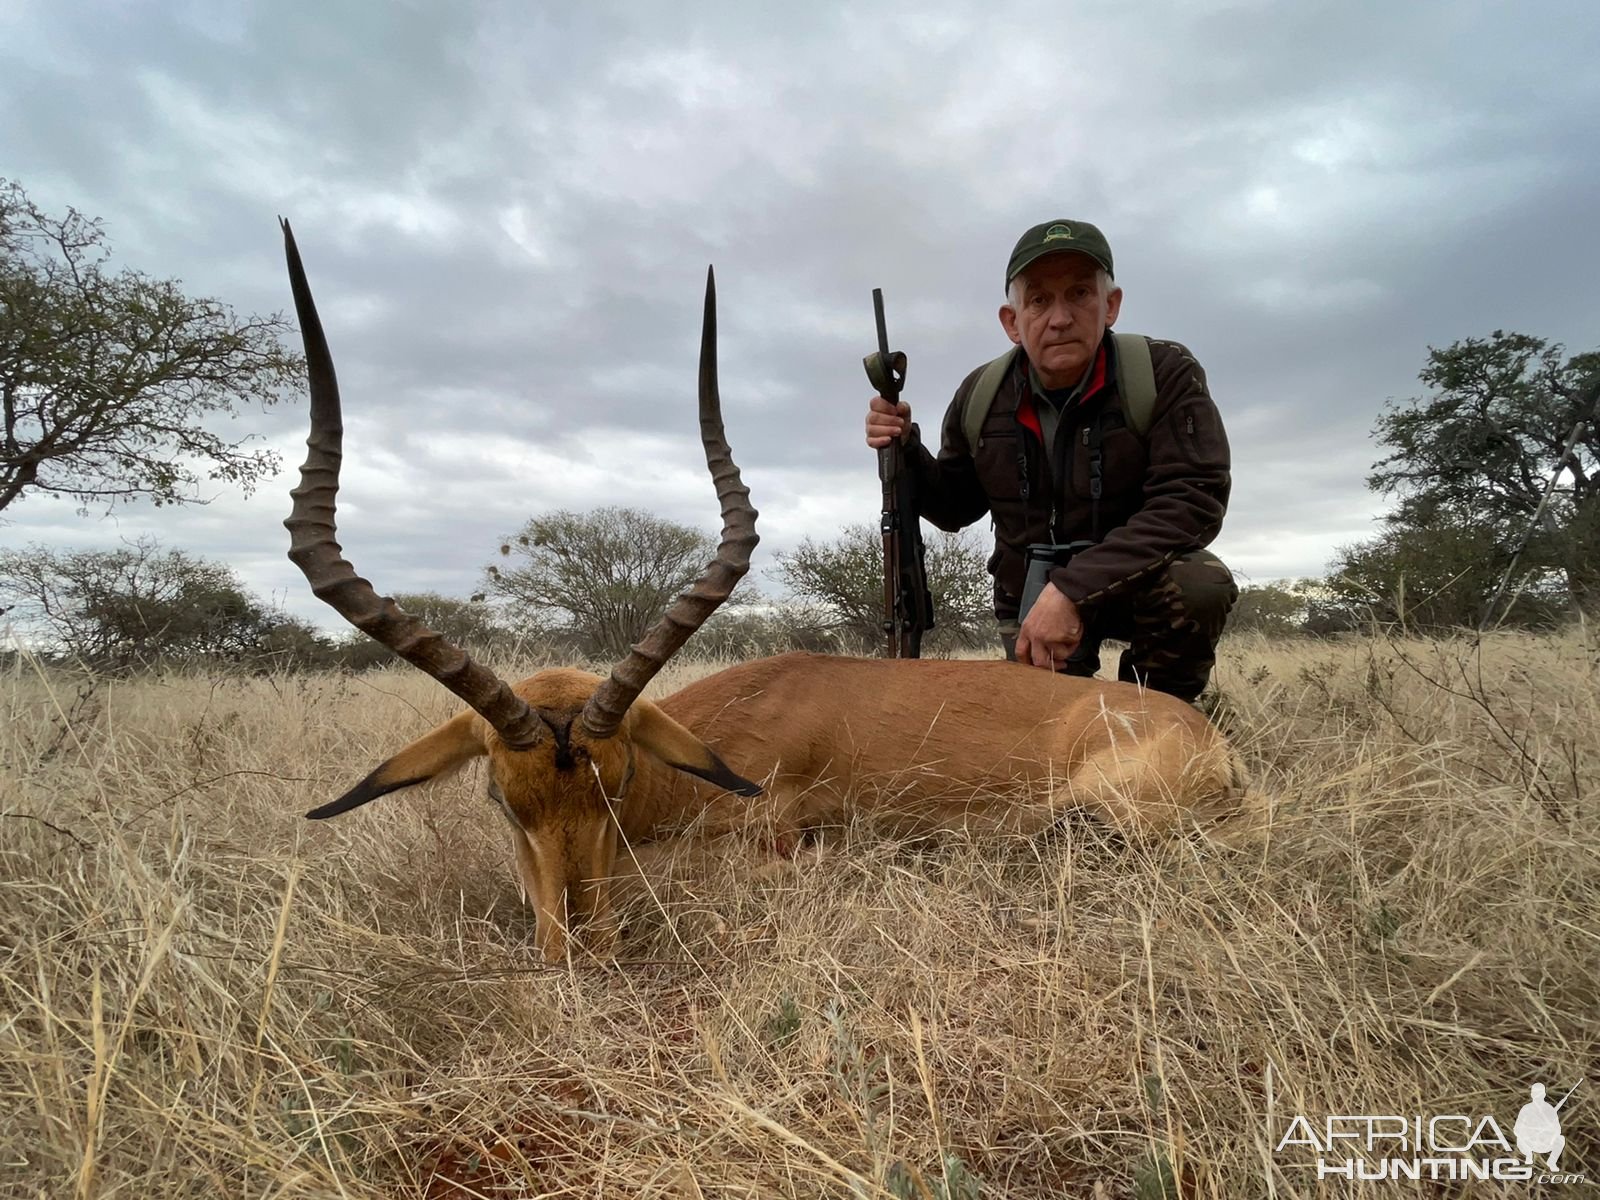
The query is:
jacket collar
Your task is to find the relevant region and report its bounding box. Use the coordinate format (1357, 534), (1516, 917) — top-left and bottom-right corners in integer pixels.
(1014, 334), (1114, 439)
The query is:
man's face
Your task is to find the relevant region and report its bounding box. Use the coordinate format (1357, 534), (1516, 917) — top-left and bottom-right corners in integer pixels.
(999, 253), (1123, 389)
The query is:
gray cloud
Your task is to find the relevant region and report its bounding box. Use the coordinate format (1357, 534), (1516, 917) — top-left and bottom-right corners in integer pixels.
(3, 0), (1597, 630)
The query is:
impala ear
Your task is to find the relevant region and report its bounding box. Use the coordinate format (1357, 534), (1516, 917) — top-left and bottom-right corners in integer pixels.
(307, 710), (487, 818)
(628, 699), (762, 797)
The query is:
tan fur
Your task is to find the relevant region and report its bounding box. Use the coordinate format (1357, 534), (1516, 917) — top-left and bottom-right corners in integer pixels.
(336, 656), (1247, 962)
(343, 669), (752, 962)
(654, 654), (1246, 842)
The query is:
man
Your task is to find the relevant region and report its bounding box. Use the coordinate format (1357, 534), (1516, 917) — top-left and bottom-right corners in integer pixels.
(864, 219), (1237, 702)
(1514, 1082), (1567, 1170)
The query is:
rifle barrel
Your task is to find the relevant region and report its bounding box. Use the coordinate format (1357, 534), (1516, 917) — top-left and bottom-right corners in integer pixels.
(872, 288), (893, 395)
(1553, 1078), (1581, 1110)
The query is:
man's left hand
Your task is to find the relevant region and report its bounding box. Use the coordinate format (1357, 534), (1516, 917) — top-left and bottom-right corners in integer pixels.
(1015, 584), (1084, 671)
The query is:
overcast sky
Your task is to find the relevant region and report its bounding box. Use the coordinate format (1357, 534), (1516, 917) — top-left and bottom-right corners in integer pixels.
(3, 0), (1597, 631)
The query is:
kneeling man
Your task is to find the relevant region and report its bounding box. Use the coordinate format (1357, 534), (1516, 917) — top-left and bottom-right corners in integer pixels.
(865, 219), (1237, 701)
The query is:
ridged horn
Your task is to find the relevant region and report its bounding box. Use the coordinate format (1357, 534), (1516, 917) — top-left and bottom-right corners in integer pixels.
(279, 219), (544, 751)
(581, 266), (758, 738)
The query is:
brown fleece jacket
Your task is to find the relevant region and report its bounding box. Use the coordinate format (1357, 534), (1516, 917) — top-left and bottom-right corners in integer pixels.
(906, 333), (1231, 620)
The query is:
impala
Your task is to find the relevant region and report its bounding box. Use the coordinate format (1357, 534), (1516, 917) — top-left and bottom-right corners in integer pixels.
(280, 223), (1251, 963)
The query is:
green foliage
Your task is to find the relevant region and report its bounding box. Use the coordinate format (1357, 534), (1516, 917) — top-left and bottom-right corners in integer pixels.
(774, 523), (993, 654)
(1322, 504), (1568, 633)
(1365, 331), (1600, 619)
(1133, 1148), (1179, 1200)
(931, 1154), (983, 1200)
(1141, 1071), (1164, 1111)
(825, 997), (987, 1199)
(885, 1162), (919, 1199)
(826, 996), (891, 1133)
(0, 537), (327, 669)
(241, 614), (336, 671)
(483, 505), (732, 658)
(826, 997), (894, 1191)
(1225, 581), (1309, 637)
(1225, 579), (1374, 639)
(761, 992), (802, 1048)
(0, 178), (302, 514)
(1366, 899), (1402, 945)
(887, 1154), (983, 1200)
(693, 601), (841, 658)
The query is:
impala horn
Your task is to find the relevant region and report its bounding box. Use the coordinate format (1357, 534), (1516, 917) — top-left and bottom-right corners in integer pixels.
(280, 219), (545, 750)
(580, 266), (759, 738)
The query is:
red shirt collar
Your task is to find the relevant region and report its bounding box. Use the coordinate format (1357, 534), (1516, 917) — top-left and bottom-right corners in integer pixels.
(1015, 340), (1110, 439)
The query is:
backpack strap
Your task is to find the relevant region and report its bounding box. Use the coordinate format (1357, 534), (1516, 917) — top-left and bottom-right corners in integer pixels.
(1111, 332), (1156, 439)
(959, 347), (1019, 451)
(959, 334), (1157, 454)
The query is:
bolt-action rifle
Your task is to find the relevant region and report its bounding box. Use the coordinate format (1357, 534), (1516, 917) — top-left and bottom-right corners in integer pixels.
(863, 288), (934, 658)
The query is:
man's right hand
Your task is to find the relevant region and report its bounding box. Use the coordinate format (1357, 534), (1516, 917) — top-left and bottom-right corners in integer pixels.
(865, 395), (913, 449)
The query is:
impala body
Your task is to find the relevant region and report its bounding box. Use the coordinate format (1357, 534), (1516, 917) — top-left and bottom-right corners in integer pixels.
(654, 654), (1243, 841)
(277, 222), (1247, 964)
(344, 654), (1243, 955)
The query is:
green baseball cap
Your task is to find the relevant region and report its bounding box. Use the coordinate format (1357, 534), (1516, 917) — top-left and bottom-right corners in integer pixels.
(1005, 219), (1114, 288)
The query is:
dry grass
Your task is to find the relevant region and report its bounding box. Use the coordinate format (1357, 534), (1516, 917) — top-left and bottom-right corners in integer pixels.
(2, 630), (1596, 1197)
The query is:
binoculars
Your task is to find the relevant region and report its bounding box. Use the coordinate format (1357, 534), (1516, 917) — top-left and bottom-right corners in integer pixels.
(1018, 541), (1096, 623)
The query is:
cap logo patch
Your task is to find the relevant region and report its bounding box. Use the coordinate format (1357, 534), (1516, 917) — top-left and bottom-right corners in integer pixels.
(1042, 224), (1074, 241)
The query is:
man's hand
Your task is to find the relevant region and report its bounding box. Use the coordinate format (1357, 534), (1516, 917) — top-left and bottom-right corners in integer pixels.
(865, 395), (912, 449)
(1015, 584), (1084, 671)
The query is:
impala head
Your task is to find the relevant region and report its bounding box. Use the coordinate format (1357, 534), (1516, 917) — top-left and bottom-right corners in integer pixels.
(279, 220), (760, 962)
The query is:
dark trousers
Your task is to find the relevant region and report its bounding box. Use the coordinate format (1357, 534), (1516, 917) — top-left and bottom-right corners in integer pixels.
(1000, 550), (1237, 702)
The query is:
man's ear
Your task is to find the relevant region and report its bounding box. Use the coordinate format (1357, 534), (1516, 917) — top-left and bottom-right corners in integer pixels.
(628, 699), (762, 796)
(306, 710), (487, 818)
(1104, 285), (1124, 328)
(998, 303), (1022, 345)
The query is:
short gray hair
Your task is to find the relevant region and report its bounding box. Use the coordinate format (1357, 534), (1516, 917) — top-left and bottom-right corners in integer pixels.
(1006, 267), (1115, 310)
